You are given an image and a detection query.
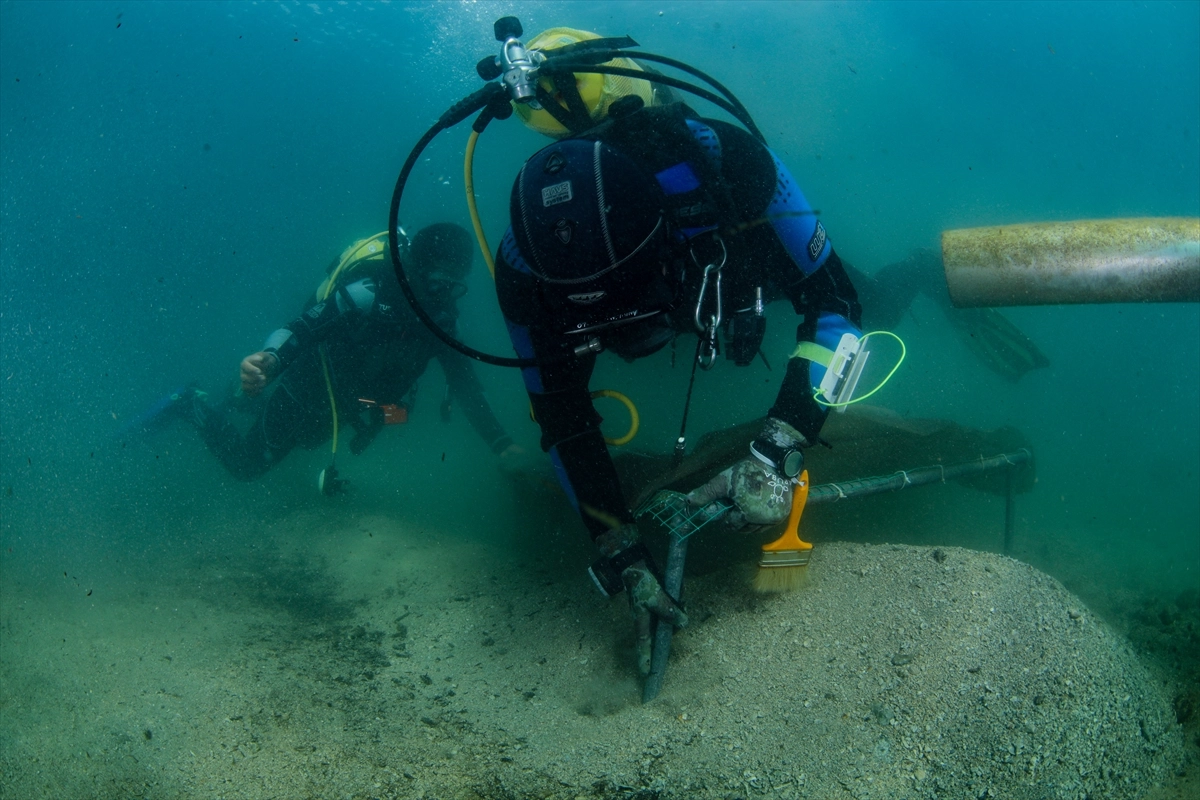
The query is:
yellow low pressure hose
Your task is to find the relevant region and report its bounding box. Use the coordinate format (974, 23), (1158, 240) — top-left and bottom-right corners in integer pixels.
(464, 130), (497, 277)
(530, 389), (641, 446)
(312, 232), (389, 460)
(466, 132), (637, 446)
(591, 389), (640, 446)
(319, 343), (339, 457)
(466, 133), (641, 445)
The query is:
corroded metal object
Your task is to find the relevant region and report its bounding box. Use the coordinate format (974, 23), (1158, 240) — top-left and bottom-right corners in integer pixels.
(942, 217), (1200, 307)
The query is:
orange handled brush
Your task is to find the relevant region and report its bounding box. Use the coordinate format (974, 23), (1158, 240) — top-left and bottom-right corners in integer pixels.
(753, 470), (813, 593)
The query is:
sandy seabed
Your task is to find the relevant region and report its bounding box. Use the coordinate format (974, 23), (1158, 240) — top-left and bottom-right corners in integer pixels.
(0, 507), (1191, 800)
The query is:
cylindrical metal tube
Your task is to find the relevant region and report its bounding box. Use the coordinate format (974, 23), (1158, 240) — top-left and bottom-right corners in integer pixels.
(806, 449), (1031, 504)
(942, 217), (1200, 307)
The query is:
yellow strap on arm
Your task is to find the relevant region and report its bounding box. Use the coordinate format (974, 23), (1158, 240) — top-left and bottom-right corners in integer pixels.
(799, 330), (907, 408)
(790, 341), (835, 366)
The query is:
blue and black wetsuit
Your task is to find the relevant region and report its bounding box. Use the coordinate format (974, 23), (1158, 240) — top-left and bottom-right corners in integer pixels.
(196, 271), (512, 480)
(495, 106), (862, 539)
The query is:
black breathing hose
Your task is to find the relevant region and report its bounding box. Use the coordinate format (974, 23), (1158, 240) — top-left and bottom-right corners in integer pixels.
(388, 50), (768, 369)
(388, 83), (538, 369)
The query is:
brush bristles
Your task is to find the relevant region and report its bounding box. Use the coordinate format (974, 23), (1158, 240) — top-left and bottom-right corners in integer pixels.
(753, 563), (808, 593)
(754, 549), (811, 593)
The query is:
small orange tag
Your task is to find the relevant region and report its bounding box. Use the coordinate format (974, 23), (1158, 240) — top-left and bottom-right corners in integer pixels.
(381, 404), (408, 425)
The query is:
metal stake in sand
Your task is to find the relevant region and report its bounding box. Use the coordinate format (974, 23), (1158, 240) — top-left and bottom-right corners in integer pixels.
(637, 492), (729, 703)
(641, 530), (687, 704)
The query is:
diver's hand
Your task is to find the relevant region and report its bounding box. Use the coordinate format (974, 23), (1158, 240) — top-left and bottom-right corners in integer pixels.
(686, 459), (794, 530)
(622, 560), (688, 676)
(688, 417), (805, 529)
(595, 524), (689, 676)
(496, 442), (538, 476)
(239, 351), (279, 397)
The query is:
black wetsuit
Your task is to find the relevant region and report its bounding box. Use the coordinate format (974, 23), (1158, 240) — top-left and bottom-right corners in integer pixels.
(197, 269), (511, 481)
(495, 107), (862, 539)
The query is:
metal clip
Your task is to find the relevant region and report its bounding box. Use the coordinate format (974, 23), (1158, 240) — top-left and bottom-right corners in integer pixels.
(698, 320), (719, 370)
(691, 237), (726, 371)
(692, 238), (727, 334)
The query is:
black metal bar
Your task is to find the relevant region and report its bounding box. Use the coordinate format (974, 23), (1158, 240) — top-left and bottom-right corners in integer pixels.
(806, 450), (1031, 505)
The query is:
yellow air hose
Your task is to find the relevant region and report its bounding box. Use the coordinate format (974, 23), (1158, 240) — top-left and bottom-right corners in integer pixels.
(466, 131), (638, 446)
(591, 389), (640, 446)
(319, 343), (339, 456)
(311, 231), (392, 461)
(465, 130), (497, 277)
(314, 235), (385, 460)
(527, 389), (641, 447)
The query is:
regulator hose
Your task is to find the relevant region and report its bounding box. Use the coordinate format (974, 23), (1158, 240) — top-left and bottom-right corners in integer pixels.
(388, 48), (769, 369)
(388, 83), (538, 369)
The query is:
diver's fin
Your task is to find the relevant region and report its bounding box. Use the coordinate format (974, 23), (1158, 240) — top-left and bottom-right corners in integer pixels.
(942, 306), (1050, 382)
(118, 383), (206, 436)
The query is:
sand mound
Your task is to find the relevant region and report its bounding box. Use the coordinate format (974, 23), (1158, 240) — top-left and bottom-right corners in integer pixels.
(395, 540), (1182, 800)
(0, 522), (1185, 799)
(627, 542), (1187, 799)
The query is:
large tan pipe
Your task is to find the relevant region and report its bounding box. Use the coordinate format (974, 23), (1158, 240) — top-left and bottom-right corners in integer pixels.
(942, 217), (1200, 307)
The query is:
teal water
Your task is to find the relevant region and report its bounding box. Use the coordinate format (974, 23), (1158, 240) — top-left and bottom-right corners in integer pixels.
(1, 2), (1197, 797)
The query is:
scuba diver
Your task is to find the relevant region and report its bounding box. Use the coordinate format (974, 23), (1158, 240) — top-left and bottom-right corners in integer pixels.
(488, 27), (865, 676)
(168, 222), (519, 490)
(384, 23), (1049, 677)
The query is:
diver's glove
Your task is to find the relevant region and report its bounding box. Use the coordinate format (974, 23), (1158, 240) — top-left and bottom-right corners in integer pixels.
(686, 417), (806, 529)
(496, 441), (545, 479)
(590, 523), (689, 677)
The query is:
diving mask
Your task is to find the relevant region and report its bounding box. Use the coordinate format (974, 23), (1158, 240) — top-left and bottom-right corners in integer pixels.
(422, 270), (468, 301)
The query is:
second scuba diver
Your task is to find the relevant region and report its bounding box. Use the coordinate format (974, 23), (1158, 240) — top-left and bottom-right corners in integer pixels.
(170, 223), (520, 489)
